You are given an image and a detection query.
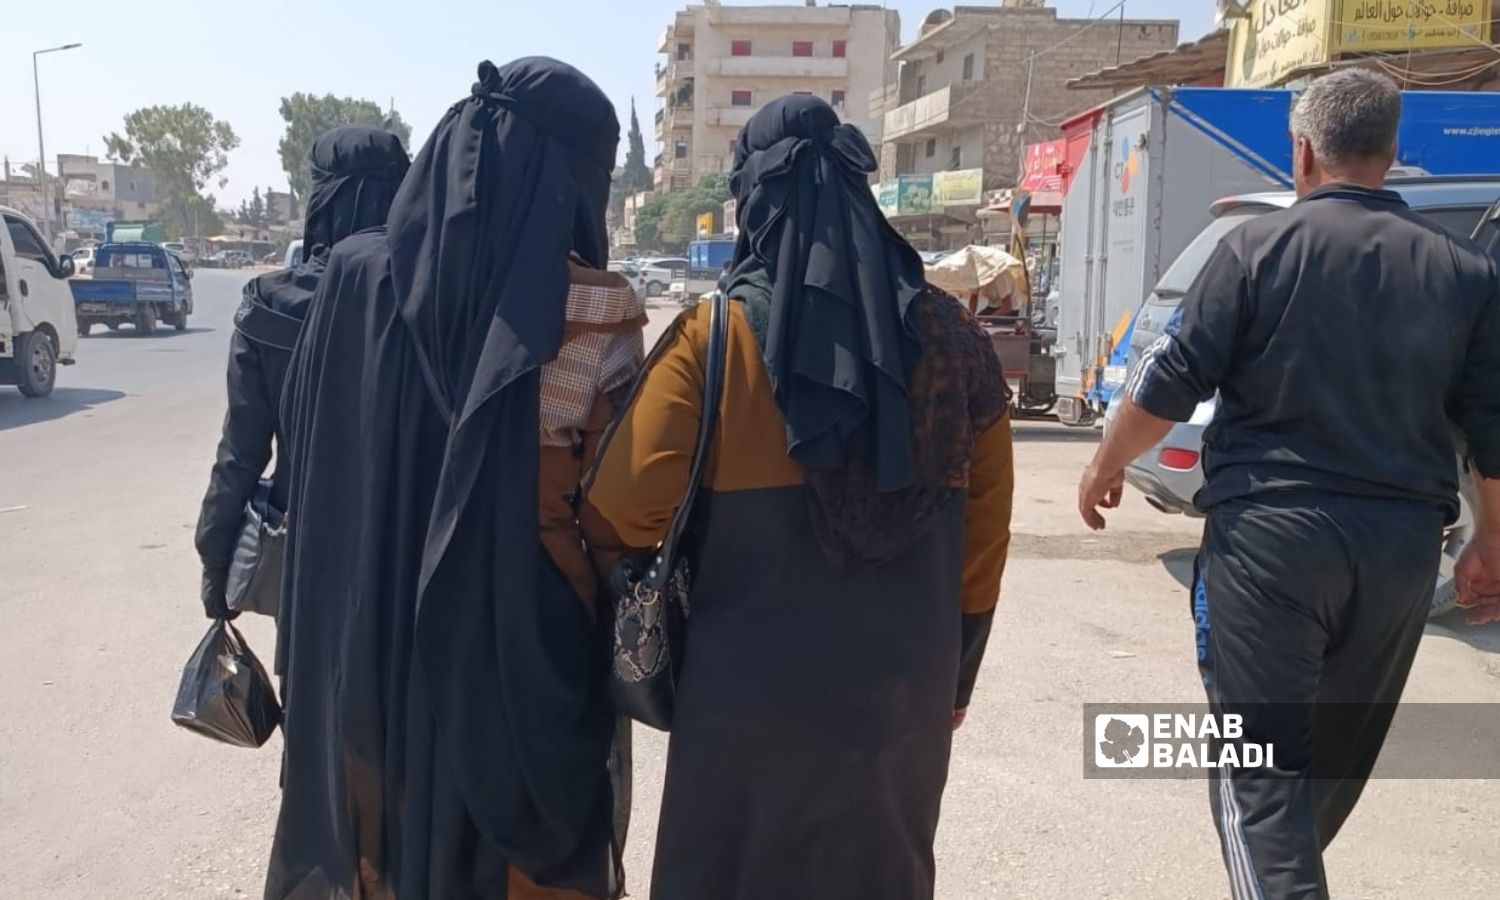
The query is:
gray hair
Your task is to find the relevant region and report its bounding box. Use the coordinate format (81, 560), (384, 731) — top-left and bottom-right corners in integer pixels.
(1290, 69), (1402, 167)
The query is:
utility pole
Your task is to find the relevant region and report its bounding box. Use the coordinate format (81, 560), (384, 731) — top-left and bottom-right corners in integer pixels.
(32, 42), (83, 244)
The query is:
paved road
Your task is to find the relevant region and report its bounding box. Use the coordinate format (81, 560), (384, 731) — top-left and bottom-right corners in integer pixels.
(2, 268), (1499, 898)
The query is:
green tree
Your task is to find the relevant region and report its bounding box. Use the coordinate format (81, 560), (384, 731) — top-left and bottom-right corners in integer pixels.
(632, 173), (730, 251)
(277, 93), (414, 203)
(104, 103), (239, 241)
(237, 186), (269, 227)
(621, 99), (653, 195)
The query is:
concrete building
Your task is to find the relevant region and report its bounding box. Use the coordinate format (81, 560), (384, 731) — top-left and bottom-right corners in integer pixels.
(618, 190), (656, 248)
(653, 1), (900, 193)
(56, 154), (162, 240)
(877, 2), (1179, 206)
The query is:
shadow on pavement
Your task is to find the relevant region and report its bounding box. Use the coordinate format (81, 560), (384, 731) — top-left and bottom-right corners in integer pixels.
(0, 387), (126, 431)
(1426, 611), (1500, 655)
(1159, 547), (1197, 589)
(1010, 425), (1100, 445)
(85, 327), (215, 340)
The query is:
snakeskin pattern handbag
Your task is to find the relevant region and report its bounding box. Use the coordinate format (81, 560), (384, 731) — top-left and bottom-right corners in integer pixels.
(608, 291), (727, 732)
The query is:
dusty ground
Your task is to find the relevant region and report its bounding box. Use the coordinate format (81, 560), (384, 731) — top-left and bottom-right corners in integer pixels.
(2, 268), (1497, 899)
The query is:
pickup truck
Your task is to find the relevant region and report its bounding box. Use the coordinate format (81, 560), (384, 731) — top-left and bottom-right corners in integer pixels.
(71, 242), (194, 336)
(2, 205), (79, 397)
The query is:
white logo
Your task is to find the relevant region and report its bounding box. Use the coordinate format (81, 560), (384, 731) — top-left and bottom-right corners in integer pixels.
(1094, 714), (1150, 768)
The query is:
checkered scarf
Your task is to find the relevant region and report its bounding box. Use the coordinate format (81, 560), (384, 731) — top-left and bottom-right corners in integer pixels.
(539, 273), (646, 446)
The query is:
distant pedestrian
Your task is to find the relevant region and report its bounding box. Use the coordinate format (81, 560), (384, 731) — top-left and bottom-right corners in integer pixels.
(194, 126), (408, 641)
(586, 95), (1015, 900)
(1080, 69), (1500, 898)
(265, 59), (635, 900)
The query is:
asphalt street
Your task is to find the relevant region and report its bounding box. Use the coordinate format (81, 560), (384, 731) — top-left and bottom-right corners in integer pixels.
(2, 268), (1498, 898)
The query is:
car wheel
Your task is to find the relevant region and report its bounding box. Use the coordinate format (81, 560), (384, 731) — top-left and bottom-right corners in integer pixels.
(646, 280), (664, 298)
(136, 306), (158, 337)
(1432, 469), (1475, 618)
(16, 332), (57, 398)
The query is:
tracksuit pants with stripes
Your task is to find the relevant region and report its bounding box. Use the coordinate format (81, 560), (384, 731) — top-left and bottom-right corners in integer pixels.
(1193, 492), (1444, 900)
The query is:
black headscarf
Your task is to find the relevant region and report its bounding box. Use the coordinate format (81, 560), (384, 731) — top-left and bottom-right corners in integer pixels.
(269, 59), (621, 899)
(727, 94), (928, 493)
(303, 126), (411, 263)
(241, 126), (409, 326)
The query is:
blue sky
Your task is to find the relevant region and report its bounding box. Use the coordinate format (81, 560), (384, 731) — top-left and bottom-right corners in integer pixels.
(2, 0), (1213, 207)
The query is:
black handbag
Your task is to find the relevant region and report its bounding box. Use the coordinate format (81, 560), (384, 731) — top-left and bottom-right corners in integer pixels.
(225, 479), (286, 618)
(607, 291), (728, 732)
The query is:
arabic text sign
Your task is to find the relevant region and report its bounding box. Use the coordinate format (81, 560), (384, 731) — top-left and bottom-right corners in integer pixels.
(1227, 0), (1332, 88)
(1336, 0), (1489, 52)
(932, 169), (984, 207)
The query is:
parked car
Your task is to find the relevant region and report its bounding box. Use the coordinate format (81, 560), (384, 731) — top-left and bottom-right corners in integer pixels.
(71, 242), (194, 336)
(206, 249), (252, 269)
(71, 246), (96, 277)
(1, 206), (79, 397)
(1106, 175), (1500, 617)
(633, 257), (690, 298)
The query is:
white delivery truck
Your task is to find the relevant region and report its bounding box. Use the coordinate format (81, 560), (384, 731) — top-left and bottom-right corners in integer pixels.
(1, 206), (79, 397)
(1052, 87), (1291, 426)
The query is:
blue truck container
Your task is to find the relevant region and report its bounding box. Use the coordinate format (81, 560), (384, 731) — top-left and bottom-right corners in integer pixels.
(1055, 87), (1500, 425)
(71, 242), (194, 337)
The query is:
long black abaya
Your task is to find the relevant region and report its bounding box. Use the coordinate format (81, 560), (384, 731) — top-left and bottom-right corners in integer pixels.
(267, 58), (622, 900)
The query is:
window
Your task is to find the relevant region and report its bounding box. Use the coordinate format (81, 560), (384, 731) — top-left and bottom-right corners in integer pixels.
(936, 50), (945, 64)
(98, 250), (162, 270)
(962, 53), (975, 81)
(1417, 206), (1486, 239)
(101, 179), (111, 191)
(925, 139), (937, 159)
(793, 90), (813, 96)
(793, 41), (814, 57)
(731, 90), (753, 107)
(4, 215), (52, 267)
(677, 42), (692, 61)
(832, 89), (847, 109)
(833, 40), (847, 58)
(731, 40), (752, 57)
(916, 75), (927, 96)
(950, 147), (963, 169)
(675, 141), (689, 160)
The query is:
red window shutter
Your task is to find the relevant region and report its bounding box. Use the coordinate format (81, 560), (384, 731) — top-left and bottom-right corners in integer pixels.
(731, 40), (752, 57)
(833, 40), (847, 58)
(793, 41), (814, 57)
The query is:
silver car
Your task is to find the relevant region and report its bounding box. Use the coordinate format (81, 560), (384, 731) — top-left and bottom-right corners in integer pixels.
(1108, 176), (1500, 616)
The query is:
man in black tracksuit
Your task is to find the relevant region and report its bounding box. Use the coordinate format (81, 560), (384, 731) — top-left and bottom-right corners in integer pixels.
(1081, 70), (1500, 898)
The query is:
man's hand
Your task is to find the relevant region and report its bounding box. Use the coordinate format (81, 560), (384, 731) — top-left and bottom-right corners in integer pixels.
(1079, 463), (1125, 531)
(1456, 539), (1500, 626)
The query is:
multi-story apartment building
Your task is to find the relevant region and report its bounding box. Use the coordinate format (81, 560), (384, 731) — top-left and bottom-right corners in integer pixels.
(654, 1), (900, 193)
(57, 154), (162, 239)
(877, 2), (1178, 193)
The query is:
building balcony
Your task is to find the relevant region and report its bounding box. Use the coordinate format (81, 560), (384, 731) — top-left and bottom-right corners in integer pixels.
(707, 6), (849, 27)
(709, 105), (756, 128)
(882, 83), (986, 143)
(705, 55), (849, 79)
(655, 58), (696, 98)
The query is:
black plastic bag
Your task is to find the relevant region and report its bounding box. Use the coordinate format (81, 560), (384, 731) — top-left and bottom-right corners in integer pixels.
(171, 620), (281, 748)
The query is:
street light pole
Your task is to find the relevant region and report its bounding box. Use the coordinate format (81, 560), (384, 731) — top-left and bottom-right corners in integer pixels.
(32, 42), (83, 243)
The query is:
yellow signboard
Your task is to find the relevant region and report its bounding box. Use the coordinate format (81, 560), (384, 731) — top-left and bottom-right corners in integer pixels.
(696, 211), (715, 236)
(932, 168), (984, 207)
(1226, 0), (1332, 88)
(1335, 0), (1490, 52)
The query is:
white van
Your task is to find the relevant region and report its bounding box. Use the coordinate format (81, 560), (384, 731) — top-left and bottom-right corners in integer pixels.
(1, 206), (79, 397)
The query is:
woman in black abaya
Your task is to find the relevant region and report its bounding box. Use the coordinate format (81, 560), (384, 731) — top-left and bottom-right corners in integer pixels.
(194, 126), (408, 632)
(267, 59), (628, 900)
(586, 96), (1015, 899)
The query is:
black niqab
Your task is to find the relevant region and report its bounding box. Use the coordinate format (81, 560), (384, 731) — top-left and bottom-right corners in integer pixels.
(243, 126), (409, 324)
(268, 59), (621, 900)
(727, 95), (928, 492)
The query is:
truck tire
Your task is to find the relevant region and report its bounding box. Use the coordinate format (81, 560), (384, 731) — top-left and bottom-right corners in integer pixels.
(135, 306), (158, 337)
(16, 332), (57, 398)
(170, 306), (189, 331)
(78, 320), (92, 338)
